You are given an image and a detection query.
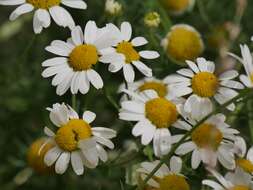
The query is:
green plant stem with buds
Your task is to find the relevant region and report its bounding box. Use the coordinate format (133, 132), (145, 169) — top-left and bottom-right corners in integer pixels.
(137, 88), (252, 190)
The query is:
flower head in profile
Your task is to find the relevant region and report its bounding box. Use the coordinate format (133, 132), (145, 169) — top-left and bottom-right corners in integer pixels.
(42, 21), (117, 95)
(100, 22), (160, 83)
(137, 157), (190, 190)
(203, 167), (253, 190)
(176, 103), (239, 170)
(119, 89), (186, 157)
(165, 57), (244, 111)
(43, 103), (116, 175)
(105, 0), (122, 15)
(229, 44), (253, 88)
(0, 0), (87, 33)
(234, 137), (253, 174)
(161, 24), (204, 62)
(144, 12), (161, 28)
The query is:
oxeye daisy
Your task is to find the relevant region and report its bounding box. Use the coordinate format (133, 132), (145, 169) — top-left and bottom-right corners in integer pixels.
(100, 22), (160, 83)
(27, 138), (54, 174)
(43, 103), (116, 175)
(165, 57), (244, 111)
(176, 104), (239, 170)
(137, 157), (190, 190)
(159, 0), (195, 15)
(203, 167), (253, 190)
(0, 0), (87, 33)
(119, 89), (187, 157)
(161, 24), (204, 62)
(42, 21), (118, 95)
(229, 44), (253, 88)
(234, 137), (253, 174)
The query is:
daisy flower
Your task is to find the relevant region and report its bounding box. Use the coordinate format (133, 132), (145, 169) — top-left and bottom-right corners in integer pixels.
(119, 89), (186, 157)
(118, 77), (177, 102)
(137, 157), (190, 190)
(229, 44), (253, 88)
(99, 22), (160, 83)
(42, 21), (118, 95)
(165, 57), (244, 111)
(43, 103), (116, 175)
(0, 0), (87, 33)
(161, 24), (204, 62)
(203, 167), (253, 190)
(234, 136), (253, 174)
(176, 104), (239, 170)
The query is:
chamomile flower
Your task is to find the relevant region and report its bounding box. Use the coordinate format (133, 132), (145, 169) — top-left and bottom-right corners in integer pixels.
(159, 0), (195, 15)
(165, 57), (244, 111)
(42, 21), (117, 95)
(100, 22), (160, 83)
(137, 157), (190, 190)
(0, 0), (87, 33)
(27, 138), (54, 174)
(119, 89), (186, 157)
(105, 0), (122, 15)
(176, 104), (239, 170)
(203, 167), (253, 190)
(161, 24), (204, 62)
(43, 103), (116, 175)
(144, 12), (161, 28)
(229, 44), (253, 88)
(234, 137), (253, 174)
(118, 77), (177, 102)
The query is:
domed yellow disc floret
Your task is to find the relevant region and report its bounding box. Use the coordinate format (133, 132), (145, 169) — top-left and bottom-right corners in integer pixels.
(160, 0), (190, 13)
(116, 41), (140, 63)
(139, 82), (168, 97)
(191, 123), (223, 150)
(191, 72), (219, 97)
(145, 98), (178, 128)
(230, 186), (249, 190)
(165, 25), (204, 62)
(26, 0), (60, 9)
(236, 158), (253, 173)
(27, 138), (54, 174)
(157, 174), (190, 190)
(55, 119), (92, 152)
(69, 44), (98, 71)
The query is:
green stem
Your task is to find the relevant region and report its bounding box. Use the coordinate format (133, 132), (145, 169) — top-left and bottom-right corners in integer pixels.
(138, 89), (251, 190)
(196, 0), (213, 30)
(72, 94), (77, 111)
(103, 87), (119, 111)
(247, 99), (253, 143)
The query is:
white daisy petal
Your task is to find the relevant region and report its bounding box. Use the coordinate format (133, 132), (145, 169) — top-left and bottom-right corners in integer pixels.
(71, 151), (84, 175)
(55, 152), (70, 174)
(123, 64), (135, 83)
(61, 0), (87, 9)
(120, 22), (132, 41)
(9, 3), (34, 21)
(82, 111), (96, 124)
(219, 70), (239, 80)
(44, 146), (62, 166)
(139, 51), (159, 59)
(0, 0), (25, 5)
(87, 69), (103, 89)
(170, 156), (182, 173)
(132, 61), (152, 77)
(191, 149), (201, 169)
(131, 37), (148, 47)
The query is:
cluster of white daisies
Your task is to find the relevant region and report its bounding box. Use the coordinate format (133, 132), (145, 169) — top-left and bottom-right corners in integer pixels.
(1, 0), (253, 189)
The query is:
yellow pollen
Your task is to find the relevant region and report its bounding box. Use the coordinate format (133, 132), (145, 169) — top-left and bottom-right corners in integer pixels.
(191, 72), (219, 97)
(116, 41), (140, 63)
(145, 98), (178, 128)
(26, 0), (60, 9)
(69, 44), (98, 71)
(139, 82), (168, 97)
(250, 73), (253, 84)
(27, 138), (54, 174)
(166, 26), (203, 62)
(191, 123), (223, 150)
(236, 158), (253, 173)
(55, 119), (92, 152)
(160, 0), (190, 12)
(157, 174), (190, 190)
(230, 186), (249, 190)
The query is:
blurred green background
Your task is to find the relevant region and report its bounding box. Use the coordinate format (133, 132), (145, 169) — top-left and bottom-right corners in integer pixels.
(1, 0), (253, 189)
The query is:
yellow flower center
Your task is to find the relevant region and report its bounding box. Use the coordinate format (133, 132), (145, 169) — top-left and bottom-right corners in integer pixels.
(160, 0), (190, 12)
(191, 72), (219, 97)
(116, 41), (140, 63)
(230, 186), (249, 190)
(166, 26), (203, 62)
(236, 158), (253, 173)
(55, 119), (92, 152)
(191, 123), (223, 150)
(145, 98), (178, 128)
(27, 138), (54, 174)
(69, 44), (98, 71)
(26, 0), (60, 9)
(157, 174), (190, 190)
(139, 82), (168, 97)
